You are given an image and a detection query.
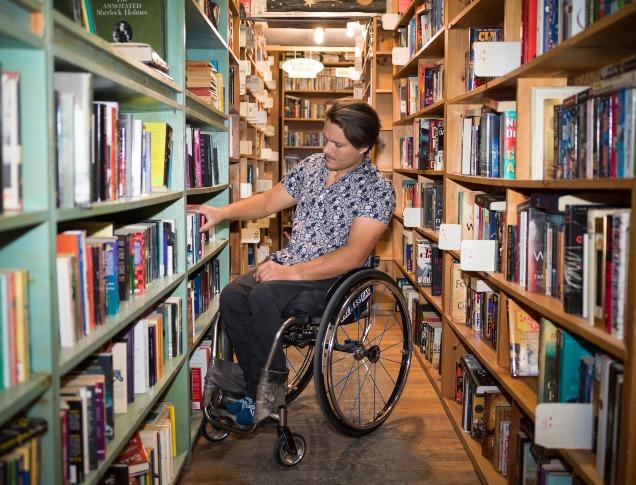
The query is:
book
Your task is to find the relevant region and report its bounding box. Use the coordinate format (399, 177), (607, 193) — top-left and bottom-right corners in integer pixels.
(507, 300), (540, 376)
(538, 318), (559, 402)
(89, 1), (166, 59)
(113, 431), (150, 477)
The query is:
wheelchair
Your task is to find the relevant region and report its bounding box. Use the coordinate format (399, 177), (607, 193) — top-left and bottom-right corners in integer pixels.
(199, 257), (412, 466)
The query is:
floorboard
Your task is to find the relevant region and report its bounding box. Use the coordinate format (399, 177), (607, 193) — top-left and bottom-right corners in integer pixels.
(179, 364), (481, 484)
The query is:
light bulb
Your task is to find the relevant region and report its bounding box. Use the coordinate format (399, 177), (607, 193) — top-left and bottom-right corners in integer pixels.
(314, 27), (324, 44)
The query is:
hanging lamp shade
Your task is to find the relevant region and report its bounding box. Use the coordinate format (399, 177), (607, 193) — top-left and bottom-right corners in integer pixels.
(281, 57), (324, 79)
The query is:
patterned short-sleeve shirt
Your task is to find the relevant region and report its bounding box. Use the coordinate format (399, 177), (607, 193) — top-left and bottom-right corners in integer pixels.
(272, 152), (396, 265)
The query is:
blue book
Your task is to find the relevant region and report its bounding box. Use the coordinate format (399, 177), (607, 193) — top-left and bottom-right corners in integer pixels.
(490, 115), (501, 178)
(558, 331), (593, 402)
(543, 0), (560, 52)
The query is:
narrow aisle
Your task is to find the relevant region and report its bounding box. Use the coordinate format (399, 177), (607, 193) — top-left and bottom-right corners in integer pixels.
(180, 364), (480, 484)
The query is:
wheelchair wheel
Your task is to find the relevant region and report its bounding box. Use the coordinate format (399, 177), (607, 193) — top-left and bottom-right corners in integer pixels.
(273, 432), (306, 466)
(200, 415), (231, 442)
(313, 269), (412, 437)
(284, 343), (314, 404)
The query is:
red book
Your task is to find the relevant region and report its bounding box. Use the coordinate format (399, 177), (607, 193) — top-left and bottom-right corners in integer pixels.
(610, 93), (618, 177)
(60, 408), (69, 485)
(526, 0), (537, 61)
(133, 231), (146, 294)
(190, 367), (202, 409)
(114, 431), (150, 477)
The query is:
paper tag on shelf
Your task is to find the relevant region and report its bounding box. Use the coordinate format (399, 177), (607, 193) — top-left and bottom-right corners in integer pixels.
(474, 42), (521, 77)
(239, 60), (252, 74)
(382, 13), (399, 30)
(256, 179), (273, 192)
(535, 403), (594, 449)
(251, 0), (266, 15)
(438, 224), (461, 250)
(402, 208), (422, 228)
(257, 245), (270, 263)
(241, 227), (260, 244)
(392, 47), (409, 66)
(240, 183), (253, 199)
(460, 240), (496, 271)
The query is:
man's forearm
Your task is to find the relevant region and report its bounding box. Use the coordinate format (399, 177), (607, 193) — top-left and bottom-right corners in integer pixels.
(291, 245), (370, 281)
(222, 192), (274, 221)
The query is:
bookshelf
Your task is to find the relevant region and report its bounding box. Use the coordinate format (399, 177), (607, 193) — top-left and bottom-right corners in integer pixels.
(0, 0), (233, 482)
(389, 0), (636, 483)
(227, 14), (279, 276)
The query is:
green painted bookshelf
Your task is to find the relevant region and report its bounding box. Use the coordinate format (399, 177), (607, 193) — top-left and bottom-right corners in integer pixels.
(0, 0), (234, 482)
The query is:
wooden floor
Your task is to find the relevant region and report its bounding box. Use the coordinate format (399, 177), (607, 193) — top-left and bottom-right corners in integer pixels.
(179, 362), (481, 484)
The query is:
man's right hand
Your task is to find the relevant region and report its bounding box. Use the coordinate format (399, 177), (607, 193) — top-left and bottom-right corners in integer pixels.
(187, 204), (226, 232)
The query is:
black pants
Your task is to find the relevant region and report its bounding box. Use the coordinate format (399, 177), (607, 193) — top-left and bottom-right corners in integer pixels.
(219, 270), (337, 397)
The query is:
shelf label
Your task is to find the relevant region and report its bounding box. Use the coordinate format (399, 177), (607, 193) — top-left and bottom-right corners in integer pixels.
(439, 224), (461, 250)
(535, 403), (593, 450)
(459, 240), (496, 271)
(382, 13), (399, 30)
(392, 47), (409, 66)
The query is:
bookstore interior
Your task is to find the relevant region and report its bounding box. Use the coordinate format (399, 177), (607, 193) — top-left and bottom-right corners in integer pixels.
(1, 0), (636, 483)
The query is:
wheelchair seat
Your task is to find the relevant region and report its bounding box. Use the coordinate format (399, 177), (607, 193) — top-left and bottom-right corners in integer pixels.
(281, 255), (381, 322)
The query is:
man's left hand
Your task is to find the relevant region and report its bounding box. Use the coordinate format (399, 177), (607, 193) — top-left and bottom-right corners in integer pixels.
(254, 260), (300, 282)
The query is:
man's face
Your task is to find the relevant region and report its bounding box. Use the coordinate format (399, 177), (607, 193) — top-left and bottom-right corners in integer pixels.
(322, 120), (368, 172)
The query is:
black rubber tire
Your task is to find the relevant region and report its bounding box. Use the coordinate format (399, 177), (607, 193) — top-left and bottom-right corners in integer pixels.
(313, 269), (412, 437)
(273, 432), (306, 466)
(200, 416), (231, 442)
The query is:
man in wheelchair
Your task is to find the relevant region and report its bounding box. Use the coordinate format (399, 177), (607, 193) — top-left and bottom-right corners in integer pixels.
(188, 99), (396, 429)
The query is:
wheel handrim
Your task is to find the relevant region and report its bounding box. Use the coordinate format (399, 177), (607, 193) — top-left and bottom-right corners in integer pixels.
(322, 279), (411, 431)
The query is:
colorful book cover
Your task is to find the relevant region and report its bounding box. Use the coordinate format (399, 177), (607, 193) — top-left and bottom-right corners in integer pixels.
(558, 330), (593, 402)
(507, 299), (540, 377)
(538, 318), (559, 402)
(90, 1), (166, 58)
(501, 109), (517, 179)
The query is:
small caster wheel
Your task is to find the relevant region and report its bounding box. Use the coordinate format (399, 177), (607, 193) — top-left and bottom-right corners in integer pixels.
(201, 416), (231, 442)
(273, 432), (306, 466)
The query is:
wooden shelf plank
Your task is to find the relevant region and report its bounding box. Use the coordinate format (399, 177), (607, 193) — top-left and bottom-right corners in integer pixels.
(81, 354), (187, 485)
(185, 92), (228, 129)
(442, 397), (509, 485)
(0, 11), (44, 48)
(395, 0), (424, 29)
(283, 117), (324, 122)
(393, 99), (445, 125)
(393, 28), (445, 79)
(447, 173), (635, 190)
(59, 274), (185, 375)
(191, 296), (220, 353)
(394, 168), (445, 178)
(448, 0), (505, 28)
(0, 210), (48, 234)
(284, 90), (354, 96)
(0, 373), (51, 427)
(185, 0), (231, 51)
(170, 451), (190, 485)
(446, 263), (627, 361)
(185, 183), (230, 197)
(53, 12), (182, 110)
(445, 315), (538, 420)
(394, 260), (443, 313)
(56, 191), (183, 222)
(393, 213), (440, 242)
(414, 347), (443, 396)
(187, 239), (229, 275)
(447, 4), (636, 105)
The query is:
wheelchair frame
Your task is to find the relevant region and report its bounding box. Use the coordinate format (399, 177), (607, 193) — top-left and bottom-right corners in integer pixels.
(200, 262), (412, 466)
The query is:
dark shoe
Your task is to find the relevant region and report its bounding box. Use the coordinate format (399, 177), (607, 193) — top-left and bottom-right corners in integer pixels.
(255, 369), (288, 423)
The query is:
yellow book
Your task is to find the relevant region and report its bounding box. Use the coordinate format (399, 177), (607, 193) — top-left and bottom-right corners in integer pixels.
(166, 402), (177, 457)
(216, 71), (224, 111)
(143, 122), (170, 189)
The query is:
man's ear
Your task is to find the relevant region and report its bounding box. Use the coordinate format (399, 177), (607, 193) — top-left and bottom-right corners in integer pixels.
(358, 146), (369, 156)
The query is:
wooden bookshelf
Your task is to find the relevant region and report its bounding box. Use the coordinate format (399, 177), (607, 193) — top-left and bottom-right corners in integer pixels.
(388, 0), (636, 482)
(0, 0), (234, 482)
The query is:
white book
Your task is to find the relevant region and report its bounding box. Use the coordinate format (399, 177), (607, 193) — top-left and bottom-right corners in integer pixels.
(0, 274), (10, 387)
(54, 72), (93, 206)
(112, 341), (128, 413)
(56, 255), (77, 348)
(519, 211), (528, 288)
(612, 213), (629, 340)
(2, 72), (22, 211)
(57, 92), (76, 208)
(133, 319), (149, 394)
(529, 86), (588, 179)
(130, 119), (144, 197)
(624, 89), (636, 178)
(461, 117), (472, 174)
